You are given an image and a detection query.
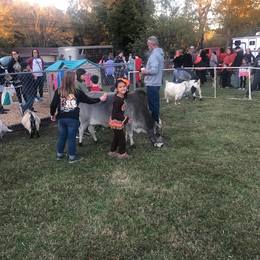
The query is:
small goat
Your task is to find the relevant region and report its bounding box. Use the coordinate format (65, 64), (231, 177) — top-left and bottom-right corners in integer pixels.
(0, 120), (12, 138)
(21, 110), (41, 138)
(164, 79), (202, 105)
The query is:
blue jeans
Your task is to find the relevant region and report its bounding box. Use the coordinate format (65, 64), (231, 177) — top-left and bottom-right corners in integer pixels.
(146, 85), (160, 123)
(57, 118), (79, 159)
(35, 76), (45, 98)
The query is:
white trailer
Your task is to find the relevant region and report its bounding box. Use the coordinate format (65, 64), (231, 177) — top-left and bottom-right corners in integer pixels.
(58, 47), (78, 60)
(58, 45), (113, 62)
(232, 33), (260, 57)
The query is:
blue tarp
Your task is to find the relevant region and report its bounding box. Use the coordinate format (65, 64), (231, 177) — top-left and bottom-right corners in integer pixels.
(45, 59), (98, 71)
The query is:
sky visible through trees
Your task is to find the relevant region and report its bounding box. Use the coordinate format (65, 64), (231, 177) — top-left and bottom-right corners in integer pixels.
(0, 0), (259, 52)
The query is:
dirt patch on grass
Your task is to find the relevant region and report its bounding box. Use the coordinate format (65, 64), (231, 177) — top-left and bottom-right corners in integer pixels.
(1, 91), (50, 127)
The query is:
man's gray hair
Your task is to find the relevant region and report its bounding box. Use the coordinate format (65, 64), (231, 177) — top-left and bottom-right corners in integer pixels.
(147, 36), (159, 46)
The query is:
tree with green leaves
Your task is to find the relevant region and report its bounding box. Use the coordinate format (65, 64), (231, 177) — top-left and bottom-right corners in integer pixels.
(130, 15), (197, 61)
(106, 0), (154, 53)
(153, 0), (180, 16)
(182, 0), (213, 49)
(67, 0), (112, 45)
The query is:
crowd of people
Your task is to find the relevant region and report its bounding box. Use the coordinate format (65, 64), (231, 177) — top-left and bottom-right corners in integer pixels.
(171, 46), (260, 93)
(1, 38), (260, 162)
(98, 51), (143, 90)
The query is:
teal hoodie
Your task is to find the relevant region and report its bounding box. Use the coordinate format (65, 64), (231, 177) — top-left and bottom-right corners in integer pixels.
(144, 47), (164, 87)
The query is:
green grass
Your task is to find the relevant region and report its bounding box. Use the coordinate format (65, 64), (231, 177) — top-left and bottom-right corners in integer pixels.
(1, 84), (260, 259)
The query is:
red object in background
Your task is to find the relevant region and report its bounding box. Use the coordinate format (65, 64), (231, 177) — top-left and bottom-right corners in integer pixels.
(194, 56), (202, 64)
(84, 73), (92, 86)
(218, 52), (227, 64)
(135, 56), (142, 82)
(89, 84), (102, 92)
(223, 52), (237, 67)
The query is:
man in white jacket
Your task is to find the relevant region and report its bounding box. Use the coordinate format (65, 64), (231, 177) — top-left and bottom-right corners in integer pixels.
(141, 36), (164, 124)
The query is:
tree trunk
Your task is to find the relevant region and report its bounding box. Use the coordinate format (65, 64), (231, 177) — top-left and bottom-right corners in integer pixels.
(226, 27), (231, 48)
(199, 32), (204, 49)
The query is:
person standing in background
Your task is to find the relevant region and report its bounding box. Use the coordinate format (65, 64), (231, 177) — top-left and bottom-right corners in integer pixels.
(104, 54), (115, 90)
(244, 48), (255, 66)
(75, 68), (89, 95)
(210, 51), (218, 78)
(127, 53), (135, 84)
(238, 58), (249, 90)
(231, 46), (244, 88)
(0, 63), (6, 114)
(135, 54), (143, 88)
(99, 55), (106, 85)
(114, 51), (126, 79)
(249, 48), (260, 93)
(20, 64), (35, 113)
(7, 50), (26, 105)
(188, 46), (197, 63)
(218, 47), (227, 66)
(88, 75), (103, 92)
(221, 47), (237, 88)
(27, 49), (45, 101)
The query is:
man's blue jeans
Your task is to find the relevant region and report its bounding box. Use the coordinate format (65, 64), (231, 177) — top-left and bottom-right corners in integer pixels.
(146, 85), (160, 123)
(57, 118), (79, 159)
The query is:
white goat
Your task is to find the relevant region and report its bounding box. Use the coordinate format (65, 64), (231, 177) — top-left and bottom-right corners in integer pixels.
(0, 120), (12, 138)
(21, 110), (41, 138)
(164, 79), (202, 105)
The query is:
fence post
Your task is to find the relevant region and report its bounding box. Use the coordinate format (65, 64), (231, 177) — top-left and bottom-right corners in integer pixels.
(248, 68), (252, 100)
(214, 67), (217, 98)
(99, 66), (103, 89)
(127, 71), (131, 86)
(133, 61), (136, 90)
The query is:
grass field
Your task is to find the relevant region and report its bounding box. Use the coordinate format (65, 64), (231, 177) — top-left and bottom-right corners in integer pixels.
(0, 84), (260, 259)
